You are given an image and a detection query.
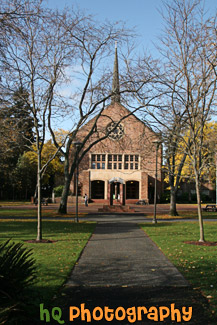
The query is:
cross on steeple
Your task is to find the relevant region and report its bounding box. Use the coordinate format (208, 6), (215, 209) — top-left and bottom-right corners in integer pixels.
(111, 41), (120, 104)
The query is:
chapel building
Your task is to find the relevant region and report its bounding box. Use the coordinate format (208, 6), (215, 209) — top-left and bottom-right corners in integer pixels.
(71, 46), (162, 205)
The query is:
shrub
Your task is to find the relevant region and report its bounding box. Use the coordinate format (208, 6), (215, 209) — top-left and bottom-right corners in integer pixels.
(53, 185), (64, 197)
(0, 240), (37, 324)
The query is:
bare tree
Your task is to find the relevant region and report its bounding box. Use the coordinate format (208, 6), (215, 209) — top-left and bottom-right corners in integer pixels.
(1, 0), (154, 233)
(0, 0), (81, 240)
(47, 25), (158, 213)
(128, 47), (188, 216)
(157, 0), (217, 241)
(147, 70), (193, 216)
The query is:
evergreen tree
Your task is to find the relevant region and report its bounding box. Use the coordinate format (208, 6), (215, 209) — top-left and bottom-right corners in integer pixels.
(0, 87), (34, 199)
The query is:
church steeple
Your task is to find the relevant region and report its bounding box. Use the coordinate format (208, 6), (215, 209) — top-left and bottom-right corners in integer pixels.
(111, 41), (120, 104)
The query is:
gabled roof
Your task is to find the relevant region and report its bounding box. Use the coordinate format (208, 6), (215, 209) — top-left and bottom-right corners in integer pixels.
(77, 44), (159, 138)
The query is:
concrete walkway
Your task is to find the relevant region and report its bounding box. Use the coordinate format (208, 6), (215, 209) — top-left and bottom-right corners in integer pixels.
(57, 221), (212, 324)
(67, 222), (188, 287)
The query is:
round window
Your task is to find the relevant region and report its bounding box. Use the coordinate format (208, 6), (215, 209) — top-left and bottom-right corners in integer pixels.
(106, 122), (124, 140)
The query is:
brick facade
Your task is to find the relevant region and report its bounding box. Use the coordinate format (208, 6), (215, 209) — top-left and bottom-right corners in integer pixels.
(71, 102), (162, 204)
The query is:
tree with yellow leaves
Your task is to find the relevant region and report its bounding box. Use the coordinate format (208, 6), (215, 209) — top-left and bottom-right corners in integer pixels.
(180, 122), (217, 184)
(11, 139), (64, 201)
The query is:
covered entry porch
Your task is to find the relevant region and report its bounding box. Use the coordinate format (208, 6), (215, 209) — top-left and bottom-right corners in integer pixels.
(108, 177), (126, 206)
(90, 177), (140, 205)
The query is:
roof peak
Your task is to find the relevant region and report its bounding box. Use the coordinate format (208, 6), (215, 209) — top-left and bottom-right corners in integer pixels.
(111, 43), (120, 104)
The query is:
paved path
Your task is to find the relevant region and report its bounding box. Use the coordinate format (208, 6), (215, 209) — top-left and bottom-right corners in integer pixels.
(67, 222), (188, 287)
(56, 221), (213, 324)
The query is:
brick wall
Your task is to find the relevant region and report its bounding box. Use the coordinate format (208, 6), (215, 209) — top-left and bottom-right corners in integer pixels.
(71, 102), (162, 201)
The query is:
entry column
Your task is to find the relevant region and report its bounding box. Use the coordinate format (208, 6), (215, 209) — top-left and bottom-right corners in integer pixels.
(108, 182), (113, 206)
(105, 180), (108, 201)
(120, 183), (125, 206)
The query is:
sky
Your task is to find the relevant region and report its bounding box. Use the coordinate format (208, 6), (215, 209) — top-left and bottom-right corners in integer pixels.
(46, 0), (163, 54)
(46, 0), (217, 57)
(44, 0), (217, 131)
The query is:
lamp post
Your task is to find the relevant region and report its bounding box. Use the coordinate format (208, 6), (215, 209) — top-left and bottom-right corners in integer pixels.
(153, 140), (162, 224)
(73, 141), (82, 223)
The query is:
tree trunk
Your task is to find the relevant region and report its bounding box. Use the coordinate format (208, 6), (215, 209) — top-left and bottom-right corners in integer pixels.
(58, 177), (71, 214)
(168, 170), (179, 216)
(170, 188), (178, 216)
(195, 173), (205, 242)
(36, 154), (42, 241)
(58, 153), (76, 214)
(34, 184), (38, 200)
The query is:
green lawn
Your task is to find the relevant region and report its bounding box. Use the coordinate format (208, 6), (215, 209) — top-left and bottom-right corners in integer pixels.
(0, 208), (51, 218)
(0, 220), (95, 307)
(1, 215), (217, 322)
(0, 208), (86, 218)
(0, 201), (31, 206)
(149, 210), (217, 219)
(1, 205), (217, 219)
(140, 222), (217, 319)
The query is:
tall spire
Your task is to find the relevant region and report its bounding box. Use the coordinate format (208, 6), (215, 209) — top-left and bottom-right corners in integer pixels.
(111, 41), (120, 104)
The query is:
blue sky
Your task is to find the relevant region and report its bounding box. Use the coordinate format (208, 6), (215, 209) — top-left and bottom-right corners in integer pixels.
(46, 0), (217, 57)
(45, 0), (217, 130)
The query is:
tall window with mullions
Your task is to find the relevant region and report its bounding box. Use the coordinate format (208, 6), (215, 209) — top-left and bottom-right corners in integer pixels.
(91, 154), (106, 169)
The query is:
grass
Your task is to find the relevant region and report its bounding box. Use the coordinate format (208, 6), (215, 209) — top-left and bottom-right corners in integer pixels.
(140, 222), (217, 320)
(0, 208), (50, 218)
(177, 209), (217, 219)
(1, 205), (217, 321)
(144, 209), (217, 219)
(0, 220), (95, 311)
(0, 208), (87, 218)
(1, 202), (217, 219)
(155, 211), (217, 219)
(0, 201), (31, 206)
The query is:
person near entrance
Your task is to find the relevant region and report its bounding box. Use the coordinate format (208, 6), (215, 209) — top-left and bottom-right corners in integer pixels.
(84, 193), (88, 207)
